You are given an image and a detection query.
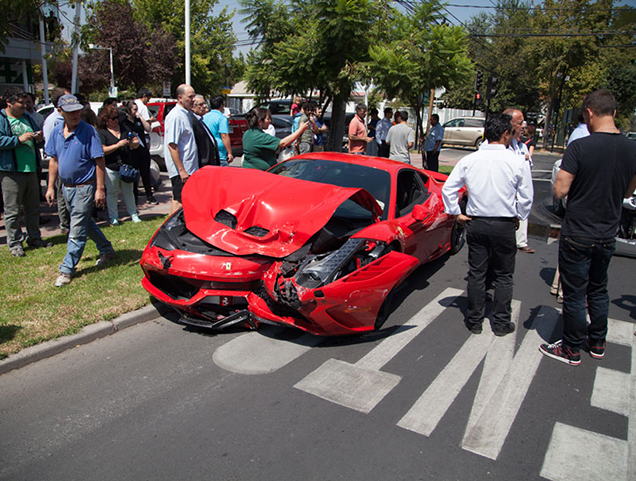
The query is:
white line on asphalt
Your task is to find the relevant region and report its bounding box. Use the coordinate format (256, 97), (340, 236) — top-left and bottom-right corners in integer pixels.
(213, 327), (321, 375)
(356, 287), (465, 371)
(541, 422), (628, 481)
(294, 288), (464, 413)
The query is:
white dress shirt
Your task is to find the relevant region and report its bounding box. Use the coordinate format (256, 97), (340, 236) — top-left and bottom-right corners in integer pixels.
(135, 99), (151, 121)
(376, 118), (392, 145)
(442, 143), (534, 220)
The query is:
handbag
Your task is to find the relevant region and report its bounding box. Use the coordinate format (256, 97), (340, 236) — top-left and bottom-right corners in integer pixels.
(118, 163), (139, 183)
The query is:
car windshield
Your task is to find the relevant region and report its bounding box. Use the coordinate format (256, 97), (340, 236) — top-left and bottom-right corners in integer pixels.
(269, 159), (391, 220)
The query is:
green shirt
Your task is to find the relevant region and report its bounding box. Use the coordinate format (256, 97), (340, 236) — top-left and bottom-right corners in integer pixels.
(242, 127), (281, 171)
(9, 116), (37, 172)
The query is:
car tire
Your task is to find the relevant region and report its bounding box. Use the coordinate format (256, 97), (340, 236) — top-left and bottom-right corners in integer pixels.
(375, 291), (393, 331)
(449, 219), (466, 255)
(475, 137), (483, 149)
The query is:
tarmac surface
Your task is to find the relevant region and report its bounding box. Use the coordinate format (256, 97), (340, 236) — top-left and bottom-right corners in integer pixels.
(0, 149), (488, 375)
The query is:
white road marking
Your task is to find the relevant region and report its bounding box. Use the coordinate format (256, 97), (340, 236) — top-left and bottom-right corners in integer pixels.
(356, 287), (465, 371)
(294, 288), (464, 413)
(293, 359), (401, 413)
(213, 327), (321, 375)
(397, 302), (559, 461)
(542, 319), (636, 480)
(592, 367), (630, 416)
(541, 422), (628, 481)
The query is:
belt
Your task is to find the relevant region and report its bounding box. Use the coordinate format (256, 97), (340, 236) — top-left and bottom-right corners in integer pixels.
(470, 216), (516, 222)
(63, 182), (95, 188)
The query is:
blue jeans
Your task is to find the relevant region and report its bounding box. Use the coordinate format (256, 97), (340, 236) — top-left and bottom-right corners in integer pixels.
(60, 184), (114, 275)
(559, 235), (615, 349)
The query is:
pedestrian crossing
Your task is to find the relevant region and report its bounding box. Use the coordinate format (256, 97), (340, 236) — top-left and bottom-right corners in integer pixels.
(213, 287), (636, 479)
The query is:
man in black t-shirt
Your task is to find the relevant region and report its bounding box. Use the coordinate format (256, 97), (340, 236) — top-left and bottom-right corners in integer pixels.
(540, 89), (636, 366)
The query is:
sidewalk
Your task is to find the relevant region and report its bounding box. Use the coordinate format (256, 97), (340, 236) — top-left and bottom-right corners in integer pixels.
(0, 174), (173, 245)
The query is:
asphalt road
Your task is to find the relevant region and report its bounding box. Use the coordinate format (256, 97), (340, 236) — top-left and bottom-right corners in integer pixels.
(1, 149), (634, 481)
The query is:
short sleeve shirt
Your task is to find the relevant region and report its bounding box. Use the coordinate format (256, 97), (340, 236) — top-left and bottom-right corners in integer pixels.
(560, 132), (636, 240)
(424, 123), (444, 152)
(45, 120), (104, 185)
(202, 109), (230, 160)
(386, 123), (415, 163)
(135, 99), (151, 121)
(348, 115), (367, 154)
(9, 116), (37, 172)
(163, 104), (198, 178)
(242, 128), (281, 171)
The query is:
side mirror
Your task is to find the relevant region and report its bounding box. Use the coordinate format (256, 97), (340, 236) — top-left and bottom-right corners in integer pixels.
(412, 204), (430, 222)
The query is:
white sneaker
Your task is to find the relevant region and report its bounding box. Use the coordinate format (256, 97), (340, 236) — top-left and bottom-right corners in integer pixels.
(131, 214), (142, 223)
(110, 218), (120, 226)
(55, 273), (72, 287)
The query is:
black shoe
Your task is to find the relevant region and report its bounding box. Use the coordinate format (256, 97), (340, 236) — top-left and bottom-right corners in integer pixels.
(539, 340), (581, 366)
(27, 238), (53, 249)
(493, 323), (516, 337)
(587, 338), (606, 359)
(146, 196), (159, 205)
(464, 320), (482, 334)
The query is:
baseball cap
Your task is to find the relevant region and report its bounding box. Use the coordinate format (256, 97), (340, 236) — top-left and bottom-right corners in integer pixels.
(58, 94), (83, 112)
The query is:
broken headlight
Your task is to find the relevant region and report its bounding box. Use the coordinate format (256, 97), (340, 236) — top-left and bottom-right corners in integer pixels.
(295, 238), (390, 289)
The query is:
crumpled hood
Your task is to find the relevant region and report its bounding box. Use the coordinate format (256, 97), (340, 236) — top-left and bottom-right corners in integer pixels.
(181, 166), (381, 257)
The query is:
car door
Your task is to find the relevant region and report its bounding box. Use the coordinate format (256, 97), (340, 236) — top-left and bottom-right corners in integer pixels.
(443, 119), (464, 145)
(393, 169), (443, 262)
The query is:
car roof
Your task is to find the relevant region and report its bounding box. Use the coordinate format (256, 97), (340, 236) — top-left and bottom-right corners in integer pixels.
(289, 152), (423, 175)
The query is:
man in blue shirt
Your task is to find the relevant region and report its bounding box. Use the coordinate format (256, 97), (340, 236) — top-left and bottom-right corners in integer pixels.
(203, 96), (233, 167)
(45, 95), (115, 287)
(423, 114), (444, 172)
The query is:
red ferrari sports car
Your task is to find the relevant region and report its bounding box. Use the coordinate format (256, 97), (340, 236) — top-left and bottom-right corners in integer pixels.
(140, 153), (466, 336)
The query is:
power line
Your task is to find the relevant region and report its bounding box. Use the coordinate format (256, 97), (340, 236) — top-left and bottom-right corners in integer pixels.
(471, 31), (636, 38)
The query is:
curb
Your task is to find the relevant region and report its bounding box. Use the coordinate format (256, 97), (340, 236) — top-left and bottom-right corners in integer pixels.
(0, 303), (171, 376)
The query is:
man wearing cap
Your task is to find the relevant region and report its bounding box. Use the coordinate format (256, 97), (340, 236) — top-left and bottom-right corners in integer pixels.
(0, 87), (52, 257)
(45, 94), (115, 287)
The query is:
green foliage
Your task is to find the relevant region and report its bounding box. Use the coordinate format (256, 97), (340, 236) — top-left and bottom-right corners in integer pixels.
(133, 0), (238, 95)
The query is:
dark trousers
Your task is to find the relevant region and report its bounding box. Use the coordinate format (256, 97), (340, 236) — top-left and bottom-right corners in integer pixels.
(426, 150), (440, 172)
(559, 235), (615, 350)
(465, 217), (517, 329)
(136, 148), (153, 198)
(378, 141), (390, 158)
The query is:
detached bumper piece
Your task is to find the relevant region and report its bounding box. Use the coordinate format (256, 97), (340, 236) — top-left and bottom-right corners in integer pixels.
(178, 309), (256, 331)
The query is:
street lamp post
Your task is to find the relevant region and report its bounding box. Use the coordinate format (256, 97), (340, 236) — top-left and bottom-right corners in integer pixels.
(88, 44), (115, 96)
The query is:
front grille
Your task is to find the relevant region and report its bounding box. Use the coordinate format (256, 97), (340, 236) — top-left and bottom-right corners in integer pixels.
(147, 271), (200, 300)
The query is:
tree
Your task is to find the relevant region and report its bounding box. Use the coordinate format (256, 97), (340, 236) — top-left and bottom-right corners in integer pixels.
(241, 0), (379, 150)
(82, 0), (177, 94)
(370, 1), (472, 143)
(132, 0), (237, 96)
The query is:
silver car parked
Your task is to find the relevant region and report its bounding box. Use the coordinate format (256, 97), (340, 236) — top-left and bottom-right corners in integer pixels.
(442, 117), (485, 149)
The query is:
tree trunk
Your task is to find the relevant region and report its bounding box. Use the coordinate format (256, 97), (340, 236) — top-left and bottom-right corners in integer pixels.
(327, 93), (347, 152)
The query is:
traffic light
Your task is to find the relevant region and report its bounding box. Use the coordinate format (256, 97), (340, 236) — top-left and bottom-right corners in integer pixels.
(486, 76), (498, 99)
(475, 70), (483, 91)
(475, 92), (482, 106)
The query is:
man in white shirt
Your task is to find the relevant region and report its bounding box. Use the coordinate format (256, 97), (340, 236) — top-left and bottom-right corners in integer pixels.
(163, 84), (198, 214)
(504, 108), (534, 253)
(443, 113), (534, 336)
(375, 107), (393, 158)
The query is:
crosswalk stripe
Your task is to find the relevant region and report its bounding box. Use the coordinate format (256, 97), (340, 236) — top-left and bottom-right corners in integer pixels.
(592, 367), (630, 416)
(356, 287), (464, 371)
(294, 288), (464, 414)
(541, 422), (629, 481)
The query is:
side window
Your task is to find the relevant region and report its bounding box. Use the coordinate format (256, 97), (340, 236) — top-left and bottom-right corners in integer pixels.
(444, 119), (458, 128)
(147, 105), (159, 119)
(457, 119), (465, 127)
(395, 170), (430, 218)
(465, 119), (483, 128)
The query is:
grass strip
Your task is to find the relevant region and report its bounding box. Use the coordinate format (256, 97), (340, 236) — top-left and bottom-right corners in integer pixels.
(0, 215), (165, 359)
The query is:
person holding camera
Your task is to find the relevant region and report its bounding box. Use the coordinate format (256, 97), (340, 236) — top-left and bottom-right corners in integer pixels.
(97, 104), (141, 226)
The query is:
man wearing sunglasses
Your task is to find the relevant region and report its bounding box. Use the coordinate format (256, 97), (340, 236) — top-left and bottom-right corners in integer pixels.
(45, 95), (115, 287)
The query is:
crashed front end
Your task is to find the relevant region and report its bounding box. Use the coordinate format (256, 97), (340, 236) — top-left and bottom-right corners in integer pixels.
(140, 166), (417, 335)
